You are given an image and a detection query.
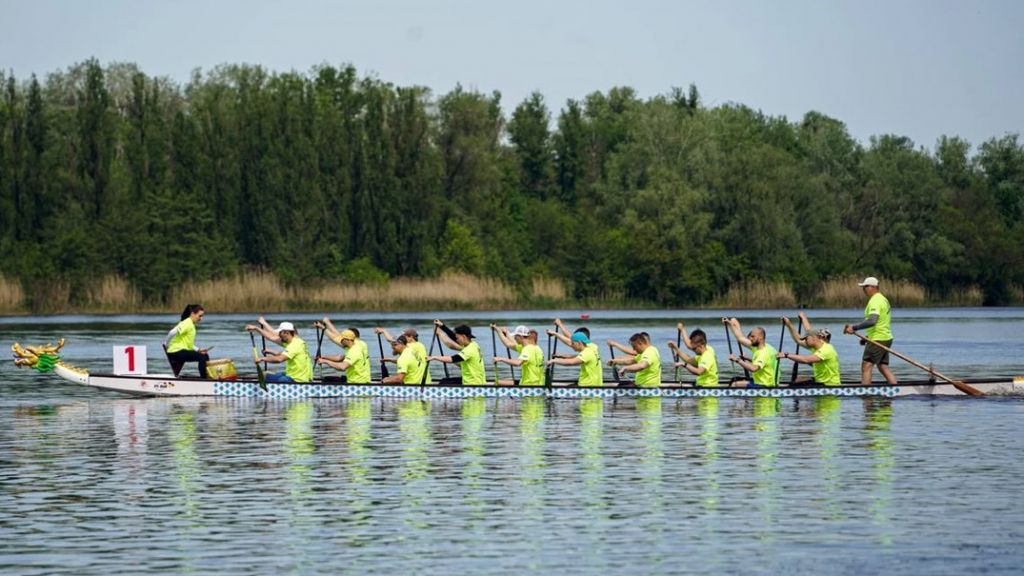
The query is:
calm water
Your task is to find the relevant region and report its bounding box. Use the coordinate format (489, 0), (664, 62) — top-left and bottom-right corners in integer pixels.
(2, 309), (1024, 574)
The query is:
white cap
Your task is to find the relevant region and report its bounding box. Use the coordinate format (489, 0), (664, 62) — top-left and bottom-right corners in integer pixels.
(511, 325), (530, 337)
(276, 321), (296, 333)
(857, 277), (880, 287)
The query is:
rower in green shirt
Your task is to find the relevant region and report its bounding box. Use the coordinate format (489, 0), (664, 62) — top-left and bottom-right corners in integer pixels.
(668, 323), (718, 387)
(246, 318), (313, 383)
(843, 276), (897, 385)
(546, 319), (603, 386)
(428, 320), (488, 385)
(382, 336), (426, 384)
(608, 332), (662, 387)
(494, 328), (545, 386)
(316, 328), (371, 383)
(377, 327), (432, 384)
(723, 317), (777, 387)
(777, 329), (841, 386)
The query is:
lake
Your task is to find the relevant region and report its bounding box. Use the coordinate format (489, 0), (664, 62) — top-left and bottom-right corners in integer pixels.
(2, 308), (1024, 574)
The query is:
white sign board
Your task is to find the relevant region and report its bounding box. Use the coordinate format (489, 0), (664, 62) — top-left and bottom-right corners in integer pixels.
(113, 345), (147, 375)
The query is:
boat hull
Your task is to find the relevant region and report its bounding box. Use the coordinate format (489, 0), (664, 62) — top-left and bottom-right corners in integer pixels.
(59, 369), (1024, 400)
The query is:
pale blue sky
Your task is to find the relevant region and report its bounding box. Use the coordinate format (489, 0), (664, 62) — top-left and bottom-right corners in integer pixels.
(2, 0), (1021, 149)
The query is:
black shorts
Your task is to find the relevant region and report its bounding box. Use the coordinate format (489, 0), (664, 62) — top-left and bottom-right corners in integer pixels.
(863, 340), (892, 365)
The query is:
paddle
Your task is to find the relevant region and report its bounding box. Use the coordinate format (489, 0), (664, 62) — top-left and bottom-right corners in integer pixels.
(674, 326), (682, 383)
(723, 322), (739, 377)
(504, 333), (516, 383)
(249, 331), (267, 391)
(774, 319), (785, 387)
(545, 325), (557, 388)
(849, 331), (983, 396)
(435, 324), (450, 379)
(490, 326), (500, 385)
(790, 320), (803, 385)
(420, 329), (438, 385)
(315, 324), (325, 381)
(609, 344), (623, 386)
(260, 333), (268, 372)
(376, 332), (390, 380)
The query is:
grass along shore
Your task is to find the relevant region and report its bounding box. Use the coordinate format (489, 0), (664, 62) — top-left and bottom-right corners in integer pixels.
(0, 272), (1019, 315)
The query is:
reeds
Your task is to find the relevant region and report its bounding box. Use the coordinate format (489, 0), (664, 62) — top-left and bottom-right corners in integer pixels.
(530, 277), (567, 301)
(712, 280), (797, 309)
(0, 275), (24, 314)
(82, 276), (141, 311)
(815, 276), (926, 307)
(940, 285), (984, 307)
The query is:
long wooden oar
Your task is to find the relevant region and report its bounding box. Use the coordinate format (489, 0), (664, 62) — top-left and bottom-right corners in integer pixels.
(249, 331), (267, 391)
(774, 319), (785, 387)
(850, 331), (983, 396)
(376, 332), (390, 380)
(609, 344), (623, 386)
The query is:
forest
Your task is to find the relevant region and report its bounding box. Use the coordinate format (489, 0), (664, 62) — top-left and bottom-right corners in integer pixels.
(1, 59), (1022, 311)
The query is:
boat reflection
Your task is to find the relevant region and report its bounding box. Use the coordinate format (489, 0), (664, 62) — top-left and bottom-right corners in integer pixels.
(815, 395), (843, 521)
(864, 398), (894, 545)
(398, 400), (432, 532)
(753, 397), (780, 542)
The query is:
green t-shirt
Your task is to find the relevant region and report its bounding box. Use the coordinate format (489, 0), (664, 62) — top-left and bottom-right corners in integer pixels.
(410, 341), (431, 383)
(518, 344), (545, 386)
(396, 346), (425, 384)
(865, 292), (893, 340)
(634, 346), (662, 387)
(812, 342), (842, 386)
(577, 343), (603, 387)
(343, 339), (371, 383)
(751, 344), (778, 387)
(458, 341), (487, 385)
(695, 345), (718, 387)
(166, 318), (196, 354)
(283, 337), (313, 383)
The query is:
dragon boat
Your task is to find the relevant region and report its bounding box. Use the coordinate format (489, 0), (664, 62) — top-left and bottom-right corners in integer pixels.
(12, 340), (1024, 400)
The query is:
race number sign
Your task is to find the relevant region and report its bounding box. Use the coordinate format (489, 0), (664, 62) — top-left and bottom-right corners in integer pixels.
(113, 345), (147, 375)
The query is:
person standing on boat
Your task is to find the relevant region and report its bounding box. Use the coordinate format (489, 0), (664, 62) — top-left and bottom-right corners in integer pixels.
(428, 321), (487, 385)
(608, 332), (662, 387)
(667, 324), (718, 387)
(494, 328), (545, 386)
(776, 329), (841, 386)
(316, 328), (370, 383)
(164, 304), (210, 377)
(843, 277), (898, 385)
(546, 324), (603, 386)
(246, 318), (313, 383)
(377, 327), (432, 383)
(382, 335), (426, 384)
(724, 318), (777, 388)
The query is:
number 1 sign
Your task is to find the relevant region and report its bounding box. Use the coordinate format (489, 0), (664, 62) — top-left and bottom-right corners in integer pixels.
(113, 345), (147, 375)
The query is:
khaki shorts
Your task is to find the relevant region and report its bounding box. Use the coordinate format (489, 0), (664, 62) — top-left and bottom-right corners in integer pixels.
(863, 339), (892, 365)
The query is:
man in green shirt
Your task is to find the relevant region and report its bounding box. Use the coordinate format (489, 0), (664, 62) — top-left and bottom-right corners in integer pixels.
(382, 335), (426, 384)
(376, 327), (432, 383)
(724, 318), (778, 387)
(246, 319), (313, 383)
(777, 329), (841, 386)
(843, 276), (897, 385)
(494, 328), (545, 386)
(608, 332), (662, 387)
(316, 329), (371, 383)
(429, 321), (488, 385)
(546, 329), (603, 386)
(668, 324), (718, 387)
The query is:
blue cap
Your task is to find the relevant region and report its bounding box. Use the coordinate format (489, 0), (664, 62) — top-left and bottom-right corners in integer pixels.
(571, 332), (591, 345)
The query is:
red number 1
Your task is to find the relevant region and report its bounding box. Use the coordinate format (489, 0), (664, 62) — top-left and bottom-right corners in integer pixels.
(124, 346), (135, 372)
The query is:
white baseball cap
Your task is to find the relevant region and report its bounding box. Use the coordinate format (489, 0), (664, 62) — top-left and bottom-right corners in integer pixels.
(276, 321), (296, 333)
(511, 325), (530, 337)
(857, 277), (879, 287)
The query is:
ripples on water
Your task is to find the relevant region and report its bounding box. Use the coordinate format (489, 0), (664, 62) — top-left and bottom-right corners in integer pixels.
(2, 393), (1024, 575)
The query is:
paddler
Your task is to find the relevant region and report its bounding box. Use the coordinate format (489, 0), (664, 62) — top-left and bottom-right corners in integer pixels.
(164, 304), (210, 377)
(382, 335), (426, 384)
(427, 320), (487, 385)
(246, 318), (313, 383)
(667, 323), (718, 387)
(776, 328), (841, 386)
(315, 328), (371, 383)
(723, 318), (777, 388)
(376, 327), (431, 383)
(607, 332), (662, 387)
(494, 324), (530, 353)
(546, 319), (602, 386)
(494, 328), (545, 386)
(843, 276), (898, 385)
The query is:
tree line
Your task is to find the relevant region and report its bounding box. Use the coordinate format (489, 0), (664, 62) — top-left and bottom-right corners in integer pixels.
(1, 59), (1022, 309)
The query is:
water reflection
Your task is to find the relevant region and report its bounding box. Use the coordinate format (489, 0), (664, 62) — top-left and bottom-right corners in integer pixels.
(398, 400), (431, 534)
(284, 401), (316, 572)
(753, 397), (780, 542)
(815, 395), (844, 521)
(461, 396), (487, 527)
(169, 411), (201, 526)
(697, 397), (720, 512)
(864, 399), (894, 545)
(344, 399), (373, 547)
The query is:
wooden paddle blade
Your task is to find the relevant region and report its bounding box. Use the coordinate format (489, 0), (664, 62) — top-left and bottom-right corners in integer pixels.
(953, 380), (984, 396)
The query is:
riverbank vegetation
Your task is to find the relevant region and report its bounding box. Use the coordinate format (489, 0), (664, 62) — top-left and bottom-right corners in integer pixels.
(1, 60), (1023, 313)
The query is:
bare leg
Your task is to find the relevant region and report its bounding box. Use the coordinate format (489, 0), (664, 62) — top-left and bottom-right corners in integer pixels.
(878, 363), (898, 384)
(860, 361), (874, 385)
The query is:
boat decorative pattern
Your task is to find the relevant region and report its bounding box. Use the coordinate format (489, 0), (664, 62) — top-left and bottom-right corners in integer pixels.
(212, 381), (899, 400)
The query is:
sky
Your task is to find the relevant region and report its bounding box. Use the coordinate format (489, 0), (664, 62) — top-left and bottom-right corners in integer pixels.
(2, 0), (1021, 149)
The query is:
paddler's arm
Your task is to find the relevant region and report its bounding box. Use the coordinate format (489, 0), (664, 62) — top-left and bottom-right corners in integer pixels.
(547, 356), (583, 367)
(725, 318), (752, 347)
(495, 356), (524, 367)
(317, 357), (350, 371)
(554, 318), (574, 339)
(434, 320), (463, 350)
(783, 317), (806, 346)
(426, 354), (456, 364)
(246, 321), (281, 344)
(617, 359), (650, 375)
(375, 327), (396, 343)
(492, 325), (517, 349)
(730, 353), (759, 373)
(677, 322), (695, 351)
(257, 351), (288, 364)
(844, 314), (878, 335)
(382, 372), (406, 384)
(606, 339), (637, 356)
(319, 317), (342, 342)
(547, 329), (572, 347)
(777, 351), (821, 365)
